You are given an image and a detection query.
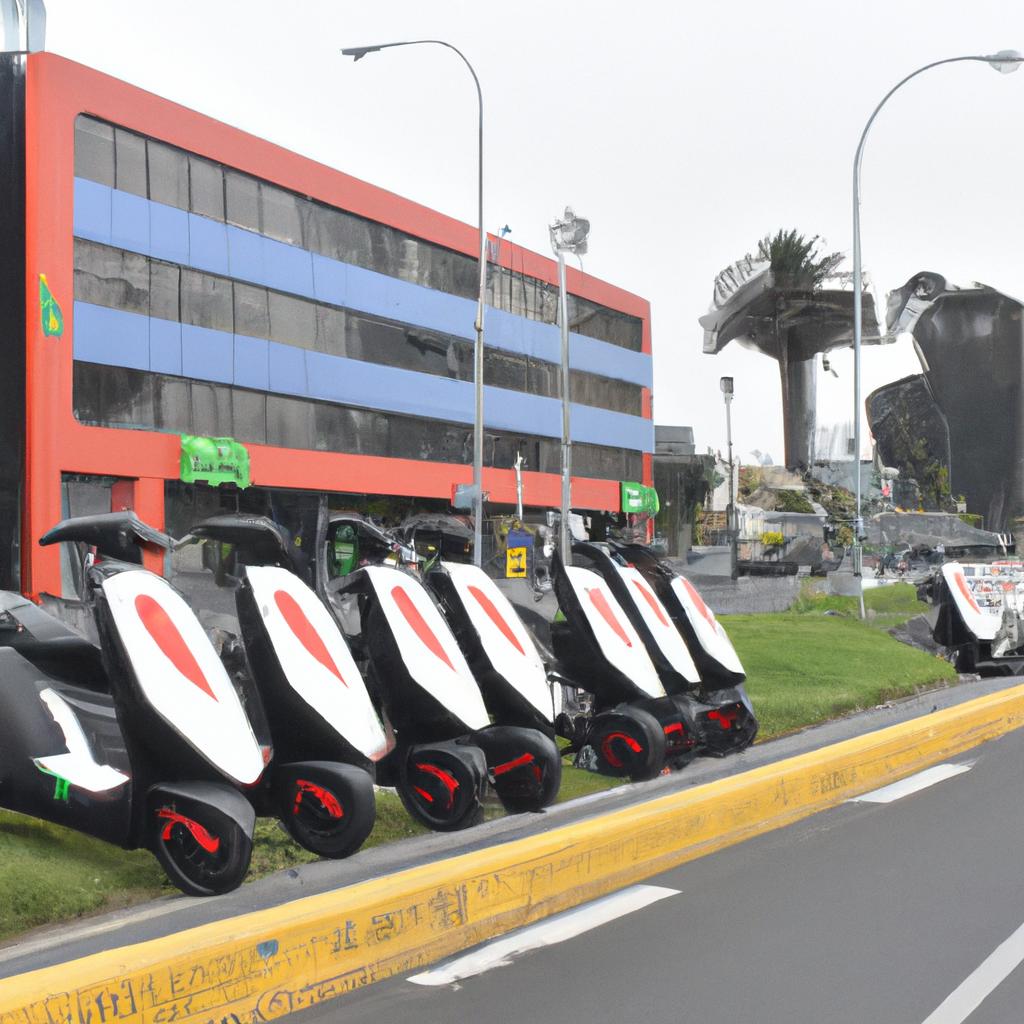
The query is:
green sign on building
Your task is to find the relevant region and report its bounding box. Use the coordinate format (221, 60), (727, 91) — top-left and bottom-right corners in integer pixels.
(180, 435), (251, 489)
(620, 480), (659, 515)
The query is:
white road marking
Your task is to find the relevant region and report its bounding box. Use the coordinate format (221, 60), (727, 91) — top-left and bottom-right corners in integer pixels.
(849, 762), (974, 804)
(408, 884), (680, 987)
(921, 918), (1024, 1024)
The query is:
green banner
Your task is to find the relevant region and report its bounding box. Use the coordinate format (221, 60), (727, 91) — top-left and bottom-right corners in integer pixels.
(620, 480), (660, 515)
(180, 435), (251, 489)
(39, 273), (64, 337)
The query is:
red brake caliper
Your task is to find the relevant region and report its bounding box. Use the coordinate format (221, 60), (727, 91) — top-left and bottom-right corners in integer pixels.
(157, 808), (220, 853)
(492, 751), (542, 784)
(707, 707), (738, 731)
(413, 762), (459, 811)
(600, 731), (642, 768)
(293, 779), (344, 818)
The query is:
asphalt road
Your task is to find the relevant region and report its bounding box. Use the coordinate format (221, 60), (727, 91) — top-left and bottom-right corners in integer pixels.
(286, 725), (1024, 1024)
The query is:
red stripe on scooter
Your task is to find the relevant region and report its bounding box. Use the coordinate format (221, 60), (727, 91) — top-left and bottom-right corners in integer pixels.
(391, 586), (455, 671)
(954, 572), (982, 615)
(631, 579), (670, 627)
(492, 752), (535, 775)
(274, 589), (348, 688)
(293, 778), (344, 818)
(600, 731), (642, 767)
(135, 594), (218, 701)
(468, 585), (526, 655)
(586, 588), (632, 647)
(157, 808), (220, 853)
(682, 577), (718, 630)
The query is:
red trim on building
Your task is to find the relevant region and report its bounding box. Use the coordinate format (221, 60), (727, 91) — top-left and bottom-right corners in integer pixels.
(22, 54), (649, 598)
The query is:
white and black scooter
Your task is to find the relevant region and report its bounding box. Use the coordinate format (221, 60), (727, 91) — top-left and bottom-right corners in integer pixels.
(185, 512), (560, 832)
(595, 540), (758, 754)
(0, 513), (263, 895)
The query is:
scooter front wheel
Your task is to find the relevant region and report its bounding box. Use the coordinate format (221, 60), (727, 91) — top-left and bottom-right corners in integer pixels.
(586, 707), (665, 781)
(149, 794), (253, 897)
(274, 762), (376, 859)
(396, 742), (487, 832)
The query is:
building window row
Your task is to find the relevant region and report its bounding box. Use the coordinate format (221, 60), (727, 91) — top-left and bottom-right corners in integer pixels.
(74, 115), (643, 352)
(73, 239), (644, 417)
(72, 361), (643, 482)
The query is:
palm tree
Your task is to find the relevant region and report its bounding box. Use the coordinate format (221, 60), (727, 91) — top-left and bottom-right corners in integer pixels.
(757, 229), (843, 291)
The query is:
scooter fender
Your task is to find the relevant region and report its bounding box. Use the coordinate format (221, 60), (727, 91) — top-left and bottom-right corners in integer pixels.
(472, 723), (562, 810)
(145, 780), (256, 849)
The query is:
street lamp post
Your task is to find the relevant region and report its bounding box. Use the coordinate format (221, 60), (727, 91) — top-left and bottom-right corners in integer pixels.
(341, 40), (488, 567)
(549, 207), (590, 560)
(851, 49), (1022, 617)
(720, 377), (737, 580)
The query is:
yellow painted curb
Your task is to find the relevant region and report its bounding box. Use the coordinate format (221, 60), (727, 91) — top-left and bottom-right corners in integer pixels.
(3, 683), (1024, 1022)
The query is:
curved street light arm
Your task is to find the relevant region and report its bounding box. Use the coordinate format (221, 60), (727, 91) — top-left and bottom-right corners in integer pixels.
(341, 39), (487, 567)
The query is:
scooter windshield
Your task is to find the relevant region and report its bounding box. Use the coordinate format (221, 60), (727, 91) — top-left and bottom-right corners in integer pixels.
(606, 564), (700, 684)
(563, 566), (665, 699)
(245, 565), (392, 761)
(102, 570), (265, 785)
(669, 576), (745, 676)
(441, 561), (553, 721)
(362, 566), (489, 732)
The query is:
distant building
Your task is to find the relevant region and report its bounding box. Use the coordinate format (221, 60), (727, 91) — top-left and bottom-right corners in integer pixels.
(1, 54), (654, 596)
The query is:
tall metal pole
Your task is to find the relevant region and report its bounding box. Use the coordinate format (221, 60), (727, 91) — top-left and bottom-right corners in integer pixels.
(851, 51), (1021, 618)
(341, 40), (487, 567)
(557, 248), (572, 560)
(725, 390), (736, 580)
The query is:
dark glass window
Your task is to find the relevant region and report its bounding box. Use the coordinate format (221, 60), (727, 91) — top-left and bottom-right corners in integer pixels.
(315, 303), (347, 355)
(74, 240), (644, 416)
(73, 362), (639, 481)
(232, 389), (267, 445)
(234, 282), (270, 339)
(75, 117), (115, 187)
(260, 182), (303, 247)
(189, 155), (225, 222)
(114, 128), (147, 198)
(180, 269), (233, 332)
(74, 239), (149, 316)
(149, 260), (180, 321)
(147, 140), (189, 208)
(268, 290), (316, 349)
(191, 381), (233, 436)
(225, 169), (260, 233)
(74, 117), (643, 351)
(152, 375), (192, 433)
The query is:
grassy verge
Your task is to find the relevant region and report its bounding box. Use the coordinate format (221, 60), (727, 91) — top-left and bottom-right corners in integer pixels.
(726, 582), (956, 740)
(0, 583), (951, 941)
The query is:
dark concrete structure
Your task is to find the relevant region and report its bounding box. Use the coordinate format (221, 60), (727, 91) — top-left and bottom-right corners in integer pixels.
(870, 272), (1024, 533)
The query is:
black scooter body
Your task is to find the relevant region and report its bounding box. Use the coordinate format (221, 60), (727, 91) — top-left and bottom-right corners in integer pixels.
(597, 541), (757, 754)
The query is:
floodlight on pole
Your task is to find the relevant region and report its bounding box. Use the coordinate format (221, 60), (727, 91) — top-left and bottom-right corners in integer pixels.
(850, 48), (1022, 618)
(550, 206), (590, 560)
(341, 39), (488, 568)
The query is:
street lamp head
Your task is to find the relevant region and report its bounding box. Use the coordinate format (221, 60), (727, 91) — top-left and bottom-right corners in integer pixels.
(720, 376), (734, 396)
(986, 49), (1024, 73)
(550, 206), (590, 256)
(340, 45), (383, 61)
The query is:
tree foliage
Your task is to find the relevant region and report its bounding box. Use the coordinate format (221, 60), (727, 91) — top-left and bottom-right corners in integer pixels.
(757, 229), (844, 291)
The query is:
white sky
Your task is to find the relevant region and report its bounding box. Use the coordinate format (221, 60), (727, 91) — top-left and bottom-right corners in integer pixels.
(45, 0), (1024, 464)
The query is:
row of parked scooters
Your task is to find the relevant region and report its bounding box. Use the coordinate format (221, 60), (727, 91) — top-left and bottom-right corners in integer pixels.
(0, 508), (757, 896)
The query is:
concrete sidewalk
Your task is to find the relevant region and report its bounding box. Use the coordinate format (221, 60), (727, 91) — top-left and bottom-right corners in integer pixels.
(1, 674), (1022, 1021)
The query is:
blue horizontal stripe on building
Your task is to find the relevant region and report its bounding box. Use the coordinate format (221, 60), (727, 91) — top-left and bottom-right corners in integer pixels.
(72, 301), (655, 452)
(73, 178), (653, 390)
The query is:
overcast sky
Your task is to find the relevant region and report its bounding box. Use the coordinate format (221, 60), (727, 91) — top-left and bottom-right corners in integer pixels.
(45, 0), (1024, 464)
